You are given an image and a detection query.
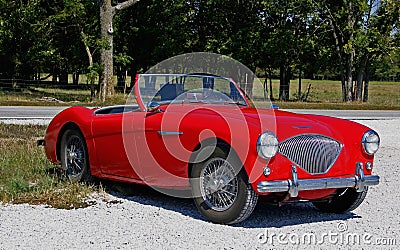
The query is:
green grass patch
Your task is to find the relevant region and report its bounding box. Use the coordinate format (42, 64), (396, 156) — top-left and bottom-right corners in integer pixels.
(252, 79), (400, 110)
(0, 85), (132, 106)
(0, 124), (101, 208)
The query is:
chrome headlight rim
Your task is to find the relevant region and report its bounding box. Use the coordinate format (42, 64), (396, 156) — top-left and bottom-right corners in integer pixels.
(362, 130), (380, 155)
(257, 131), (279, 159)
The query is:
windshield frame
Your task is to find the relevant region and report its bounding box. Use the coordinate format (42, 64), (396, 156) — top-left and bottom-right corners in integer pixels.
(134, 74), (251, 112)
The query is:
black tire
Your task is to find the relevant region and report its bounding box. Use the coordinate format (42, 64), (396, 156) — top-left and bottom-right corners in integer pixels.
(312, 187), (368, 213)
(190, 147), (258, 224)
(60, 128), (93, 183)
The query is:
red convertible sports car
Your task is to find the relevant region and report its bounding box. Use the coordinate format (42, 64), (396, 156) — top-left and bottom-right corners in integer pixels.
(41, 74), (380, 224)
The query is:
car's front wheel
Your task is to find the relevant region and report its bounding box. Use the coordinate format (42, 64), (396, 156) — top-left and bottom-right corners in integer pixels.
(60, 128), (93, 183)
(312, 187), (368, 213)
(190, 147), (258, 224)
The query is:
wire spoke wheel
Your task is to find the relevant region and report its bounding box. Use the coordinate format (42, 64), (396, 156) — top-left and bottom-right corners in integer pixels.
(200, 158), (238, 211)
(191, 146), (258, 224)
(60, 128), (92, 183)
(64, 136), (86, 177)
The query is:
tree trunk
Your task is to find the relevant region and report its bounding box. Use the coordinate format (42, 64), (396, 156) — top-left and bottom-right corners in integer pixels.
(51, 66), (59, 85)
(356, 54), (368, 101)
(363, 71), (370, 102)
(99, 0), (139, 102)
(298, 70), (302, 101)
(59, 71), (68, 85)
(99, 0), (115, 102)
(345, 2), (356, 102)
(116, 66), (127, 88)
(279, 65), (290, 101)
(72, 73), (80, 85)
(265, 68), (274, 101)
(355, 73), (363, 102)
(346, 51), (354, 102)
(245, 73), (254, 99)
(327, 16), (346, 102)
(263, 71), (267, 101)
(80, 31), (96, 101)
(269, 76), (273, 101)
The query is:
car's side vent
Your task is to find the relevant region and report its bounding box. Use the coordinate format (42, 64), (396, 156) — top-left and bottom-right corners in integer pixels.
(278, 134), (342, 174)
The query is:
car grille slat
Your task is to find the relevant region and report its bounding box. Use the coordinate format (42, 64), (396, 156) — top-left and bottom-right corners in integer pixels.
(278, 135), (342, 174)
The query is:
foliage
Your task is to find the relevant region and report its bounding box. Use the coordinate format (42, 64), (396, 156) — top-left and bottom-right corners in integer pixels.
(0, 0), (399, 102)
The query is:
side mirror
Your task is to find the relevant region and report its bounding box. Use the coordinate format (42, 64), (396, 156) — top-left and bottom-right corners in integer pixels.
(147, 101), (161, 113)
(270, 104), (279, 109)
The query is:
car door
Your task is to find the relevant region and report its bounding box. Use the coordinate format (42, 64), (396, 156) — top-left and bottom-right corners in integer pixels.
(92, 112), (140, 179)
(128, 110), (191, 188)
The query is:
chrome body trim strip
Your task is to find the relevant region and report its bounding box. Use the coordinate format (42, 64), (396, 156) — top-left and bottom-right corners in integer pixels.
(157, 131), (183, 136)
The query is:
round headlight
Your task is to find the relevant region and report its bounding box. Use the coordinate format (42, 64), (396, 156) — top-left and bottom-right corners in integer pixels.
(257, 132), (279, 158)
(362, 130), (380, 155)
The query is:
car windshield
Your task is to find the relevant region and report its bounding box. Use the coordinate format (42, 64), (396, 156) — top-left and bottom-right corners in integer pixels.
(137, 74), (248, 109)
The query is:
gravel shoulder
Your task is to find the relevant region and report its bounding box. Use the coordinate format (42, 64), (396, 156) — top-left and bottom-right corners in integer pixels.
(1, 119), (399, 249)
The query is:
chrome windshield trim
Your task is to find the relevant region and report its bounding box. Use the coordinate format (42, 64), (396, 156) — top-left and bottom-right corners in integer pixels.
(136, 73), (250, 111)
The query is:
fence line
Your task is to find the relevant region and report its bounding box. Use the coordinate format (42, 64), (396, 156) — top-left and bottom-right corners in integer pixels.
(0, 79), (131, 92)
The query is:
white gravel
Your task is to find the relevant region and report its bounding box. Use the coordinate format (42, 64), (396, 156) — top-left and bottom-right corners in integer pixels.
(1, 118), (399, 249)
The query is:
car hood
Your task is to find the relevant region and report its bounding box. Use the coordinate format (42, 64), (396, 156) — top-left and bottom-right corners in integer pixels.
(166, 104), (370, 143)
(241, 108), (370, 142)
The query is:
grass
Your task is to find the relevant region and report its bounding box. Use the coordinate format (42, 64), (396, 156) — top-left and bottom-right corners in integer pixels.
(0, 86), (132, 107)
(0, 124), (102, 208)
(0, 78), (399, 109)
(251, 79), (400, 109)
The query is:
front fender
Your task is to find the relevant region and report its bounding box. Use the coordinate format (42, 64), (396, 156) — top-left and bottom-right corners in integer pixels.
(44, 106), (95, 165)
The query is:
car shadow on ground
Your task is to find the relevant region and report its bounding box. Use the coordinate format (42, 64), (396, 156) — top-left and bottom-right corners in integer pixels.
(102, 181), (358, 229)
(237, 201), (357, 229)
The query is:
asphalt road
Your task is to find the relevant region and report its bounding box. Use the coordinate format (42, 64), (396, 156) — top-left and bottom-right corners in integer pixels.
(0, 106), (69, 119)
(286, 109), (400, 120)
(0, 106), (399, 121)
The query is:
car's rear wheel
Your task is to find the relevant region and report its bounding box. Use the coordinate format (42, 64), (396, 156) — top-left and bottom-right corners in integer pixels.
(60, 128), (93, 183)
(190, 147), (258, 224)
(312, 187), (368, 213)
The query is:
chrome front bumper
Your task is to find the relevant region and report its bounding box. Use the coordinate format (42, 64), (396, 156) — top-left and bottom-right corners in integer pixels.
(257, 163), (380, 197)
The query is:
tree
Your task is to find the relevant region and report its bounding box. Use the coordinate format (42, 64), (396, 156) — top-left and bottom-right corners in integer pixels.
(114, 0), (192, 83)
(1, 0), (398, 104)
(354, 0), (400, 101)
(315, 0), (399, 102)
(315, 0), (363, 102)
(0, 0), (45, 80)
(65, 0), (102, 100)
(258, 0), (317, 101)
(99, 0), (140, 102)
(184, 0), (264, 97)
(0, 0), (97, 85)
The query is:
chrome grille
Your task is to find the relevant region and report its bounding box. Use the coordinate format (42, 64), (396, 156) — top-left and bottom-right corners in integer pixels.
(278, 135), (342, 174)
